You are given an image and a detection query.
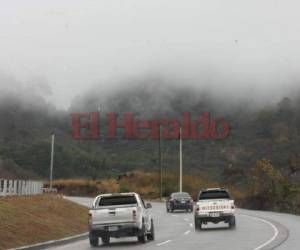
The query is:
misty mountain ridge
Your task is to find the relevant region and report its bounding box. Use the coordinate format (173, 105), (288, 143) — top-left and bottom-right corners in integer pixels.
(1, 74), (300, 185)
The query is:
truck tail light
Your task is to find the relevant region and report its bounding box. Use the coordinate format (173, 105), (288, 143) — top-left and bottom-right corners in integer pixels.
(132, 210), (137, 217)
(88, 213), (92, 223)
(196, 206), (200, 212)
(231, 205), (235, 209)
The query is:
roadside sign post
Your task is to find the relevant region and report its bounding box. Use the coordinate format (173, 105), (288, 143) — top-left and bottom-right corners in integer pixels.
(158, 125), (163, 201)
(49, 133), (55, 191)
(179, 127), (182, 193)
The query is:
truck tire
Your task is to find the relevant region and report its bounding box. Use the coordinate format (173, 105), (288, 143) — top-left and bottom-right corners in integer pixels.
(147, 220), (155, 241)
(89, 235), (99, 247)
(195, 218), (203, 230)
(138, 223), (147, 243)
(229, 216), (236, 229)
(101, 235), (110, 245)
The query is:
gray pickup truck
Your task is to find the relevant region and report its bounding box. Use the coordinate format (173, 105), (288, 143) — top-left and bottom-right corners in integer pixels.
(88, 192), (155, 246)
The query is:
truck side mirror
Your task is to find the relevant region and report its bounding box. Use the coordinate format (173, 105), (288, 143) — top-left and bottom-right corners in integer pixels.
(146, 203), (152, 209)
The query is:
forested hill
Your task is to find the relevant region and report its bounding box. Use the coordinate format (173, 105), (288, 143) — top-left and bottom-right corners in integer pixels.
(1, 78), (300, 187)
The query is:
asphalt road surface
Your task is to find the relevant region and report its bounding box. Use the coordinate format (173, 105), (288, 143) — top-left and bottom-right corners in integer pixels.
(47, 197), (300, 250)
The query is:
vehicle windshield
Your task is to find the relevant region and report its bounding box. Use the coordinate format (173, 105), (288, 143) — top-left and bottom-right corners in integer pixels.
(199, 191), (230, 200)
(98, 195), (137, 206)
(173, 193), (191, 199)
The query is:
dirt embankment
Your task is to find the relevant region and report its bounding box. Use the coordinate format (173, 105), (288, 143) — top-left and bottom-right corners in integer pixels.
(0, 194), (88, 250)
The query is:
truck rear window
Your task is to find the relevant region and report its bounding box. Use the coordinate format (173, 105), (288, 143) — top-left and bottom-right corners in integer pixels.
(199, 191), (230, 200)
(98, 195), (137, 206)
(172, 192), (191, 199)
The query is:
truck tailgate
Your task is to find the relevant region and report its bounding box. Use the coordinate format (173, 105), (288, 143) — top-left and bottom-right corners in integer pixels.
(198, 200), (234, 211)
(90, 205), (137, 225)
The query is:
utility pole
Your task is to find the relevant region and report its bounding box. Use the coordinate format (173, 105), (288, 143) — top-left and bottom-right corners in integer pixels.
(179, 127), (182, 193)
(49, 133), (55, 191)
(158, 125), (162, 200)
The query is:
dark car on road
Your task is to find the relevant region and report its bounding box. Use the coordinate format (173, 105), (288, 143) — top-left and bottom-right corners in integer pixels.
(166, 192), (193, 213)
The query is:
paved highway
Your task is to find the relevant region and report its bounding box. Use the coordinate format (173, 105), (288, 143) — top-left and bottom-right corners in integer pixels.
(47, 197), (300, 250)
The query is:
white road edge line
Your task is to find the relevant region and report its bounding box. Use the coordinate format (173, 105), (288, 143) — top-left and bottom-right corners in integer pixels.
(183, 230), (191, 235)
(156, 240), (172, 246)
(190, 223), (193, 228)
(240, 214), (279, 250)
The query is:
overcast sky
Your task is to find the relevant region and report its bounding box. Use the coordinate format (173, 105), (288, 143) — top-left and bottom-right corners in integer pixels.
(0, 0), (300, 108)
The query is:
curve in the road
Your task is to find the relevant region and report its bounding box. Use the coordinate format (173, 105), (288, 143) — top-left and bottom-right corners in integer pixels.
(56, 197), (294, 250)
(239, 213), (289, 250)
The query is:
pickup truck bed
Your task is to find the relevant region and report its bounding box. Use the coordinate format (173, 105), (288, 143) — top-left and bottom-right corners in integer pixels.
(88, 193), (154, 247)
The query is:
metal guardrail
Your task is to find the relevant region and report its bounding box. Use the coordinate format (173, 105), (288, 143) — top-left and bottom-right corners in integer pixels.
(0, 179), (43, 196)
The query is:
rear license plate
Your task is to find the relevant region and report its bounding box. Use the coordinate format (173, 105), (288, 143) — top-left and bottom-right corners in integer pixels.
(108, 226), (118, 231)
(181, 201), (186, 204)
(210, 213), (220, 217)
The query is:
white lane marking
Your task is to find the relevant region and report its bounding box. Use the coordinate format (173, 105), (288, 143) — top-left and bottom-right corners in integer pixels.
(190, 223), (194, 228)
(156, 240), (172, 246)
(172, 214), (179, 218)
(183, 230), (191, 235)
(184, 218), (189, 222)
(240, 214), (279, 250)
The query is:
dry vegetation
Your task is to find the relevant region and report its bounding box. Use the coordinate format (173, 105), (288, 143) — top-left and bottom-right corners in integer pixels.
(0, 195), (88, 250)
(49, 171), (243, 201)
(49, 178), (119, 197)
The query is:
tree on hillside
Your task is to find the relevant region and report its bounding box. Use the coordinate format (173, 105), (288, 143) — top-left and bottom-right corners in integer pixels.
(288, 154), (300, 176)
(249, 159), (284, 209)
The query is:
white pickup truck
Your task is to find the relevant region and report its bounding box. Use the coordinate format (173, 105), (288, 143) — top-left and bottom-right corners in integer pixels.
(194, 188), (236, 230)
(88, 192), (155, 247)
